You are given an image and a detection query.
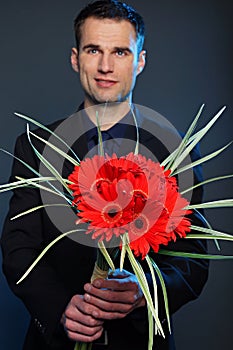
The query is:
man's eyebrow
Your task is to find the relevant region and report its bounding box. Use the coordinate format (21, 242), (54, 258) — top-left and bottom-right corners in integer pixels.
(82, 44), (100, 50)
(82, 44), (133, 53)
(114, 46), (133, 53)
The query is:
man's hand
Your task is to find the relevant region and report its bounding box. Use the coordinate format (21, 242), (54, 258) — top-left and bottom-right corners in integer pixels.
(61, 294), (104, 343)
(61, 269), (145, 342)
(83, 269), (146, 320)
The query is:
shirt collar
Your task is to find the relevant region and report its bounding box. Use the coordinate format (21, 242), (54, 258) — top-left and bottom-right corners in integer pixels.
(78, 103), (142, 142)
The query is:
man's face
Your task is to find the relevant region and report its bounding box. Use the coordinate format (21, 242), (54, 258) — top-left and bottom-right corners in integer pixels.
(71, 17), (146, 108)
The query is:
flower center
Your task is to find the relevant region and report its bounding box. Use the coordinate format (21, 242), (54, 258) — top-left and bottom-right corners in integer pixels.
(130, 214), (149, 237)
(101, 203), (123, 225)
(135, 218), (144, 229)
(108, 208), (118, 218)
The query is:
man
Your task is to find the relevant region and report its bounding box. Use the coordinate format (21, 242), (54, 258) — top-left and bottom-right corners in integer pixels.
(1, 1), (208, 349)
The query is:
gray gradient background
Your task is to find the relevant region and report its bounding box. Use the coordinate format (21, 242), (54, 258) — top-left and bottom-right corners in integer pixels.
(0, 0), (232, 349)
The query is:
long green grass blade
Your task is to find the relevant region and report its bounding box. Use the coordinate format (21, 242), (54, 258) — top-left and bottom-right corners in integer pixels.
(149, 257), (171, 333)
(0, 148), (41, 178)
(172, 142), (232, 176)
(147, 308), (154, 350)
(0, 176), (54, 189)
(1, 142), (70, 200)
(26, 125), (72, 195)
(193, 208), (220, 250)
(145, 255), (158, 337)
(29, 131), (79, 166)
(0, 183), (29, 193)
(181, 174), (233, 195)
(14, 176), (72, 203)
(11, 203), (71, 220)
(96, 112), (104, 157)
(14, 175), (73, 186)
(13, 176), (72, 205)
(95, 247), (118, 272)
(187, 106), (226, 145)
(0, 179), (38, 193)
(158, 249), (233, 260)
(0, 148), (69, 200)
(126, 247), (164, 336)
(14, 112), (80, 162)
(98, 241), (115, 271)
(162, 104), (204, 169)
(186, 199), (233, 210)
(120, 241), (126, 271)
(0, 150), (69, 199)
(186, 234), (233, 241)
(168, 106), (226, 174)
(122, 235), (164, 337)
(130, 105), (139, 155)
(190, 225), (233, 238)
(17, 228), (86, 284)
(13, 177), (72, 205)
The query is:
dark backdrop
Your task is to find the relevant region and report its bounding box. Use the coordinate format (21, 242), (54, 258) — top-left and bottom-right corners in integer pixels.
(0, 1), (232, 349)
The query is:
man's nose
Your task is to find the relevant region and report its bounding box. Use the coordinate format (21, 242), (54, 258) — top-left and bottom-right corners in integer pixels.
(98, 53), (114, 73)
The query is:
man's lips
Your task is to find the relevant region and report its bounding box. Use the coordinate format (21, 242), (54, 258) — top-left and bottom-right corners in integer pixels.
(95, 78), (117, 88)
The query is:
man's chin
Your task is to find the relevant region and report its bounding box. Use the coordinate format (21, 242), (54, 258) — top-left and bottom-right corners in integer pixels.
(93, 96), (129, 105)
(85, 92), (130, 107)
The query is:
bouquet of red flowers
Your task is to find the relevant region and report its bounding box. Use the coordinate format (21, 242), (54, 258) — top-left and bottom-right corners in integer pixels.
(1, 104), (233, 350)
(68, 153), (192, 257)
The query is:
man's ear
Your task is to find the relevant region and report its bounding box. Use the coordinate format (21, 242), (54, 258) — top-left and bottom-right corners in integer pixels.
(136, 50), (146, 75)
(71, 47), (79, 73)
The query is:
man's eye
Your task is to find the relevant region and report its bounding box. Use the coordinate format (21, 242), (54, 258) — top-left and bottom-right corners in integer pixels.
(88, 48), (98, 54)
(116, 50), (125, 56)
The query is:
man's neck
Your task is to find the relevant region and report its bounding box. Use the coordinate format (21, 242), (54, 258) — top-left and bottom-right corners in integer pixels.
(83, 100), (132, 131)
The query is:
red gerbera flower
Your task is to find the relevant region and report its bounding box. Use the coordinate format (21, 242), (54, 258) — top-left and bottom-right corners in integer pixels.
(128, 174), (192, 259)
(68, 152), (192, 256)
(68, 153), (152, 241)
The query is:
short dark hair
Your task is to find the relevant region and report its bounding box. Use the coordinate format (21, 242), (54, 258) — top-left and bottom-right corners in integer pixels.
(74, 0), (145, 53)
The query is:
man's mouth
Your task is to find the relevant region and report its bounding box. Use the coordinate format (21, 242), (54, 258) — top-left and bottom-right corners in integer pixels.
(95, 78), (117, 88)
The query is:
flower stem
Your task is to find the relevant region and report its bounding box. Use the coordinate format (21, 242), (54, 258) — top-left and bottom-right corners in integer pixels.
(74, 341), (92, 350)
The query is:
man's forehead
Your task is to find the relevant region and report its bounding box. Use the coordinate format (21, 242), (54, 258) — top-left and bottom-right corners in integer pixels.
(80, 16), (137, 45)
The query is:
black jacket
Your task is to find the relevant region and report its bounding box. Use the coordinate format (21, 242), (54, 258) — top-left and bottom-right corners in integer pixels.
(1, 106), (208, 349)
